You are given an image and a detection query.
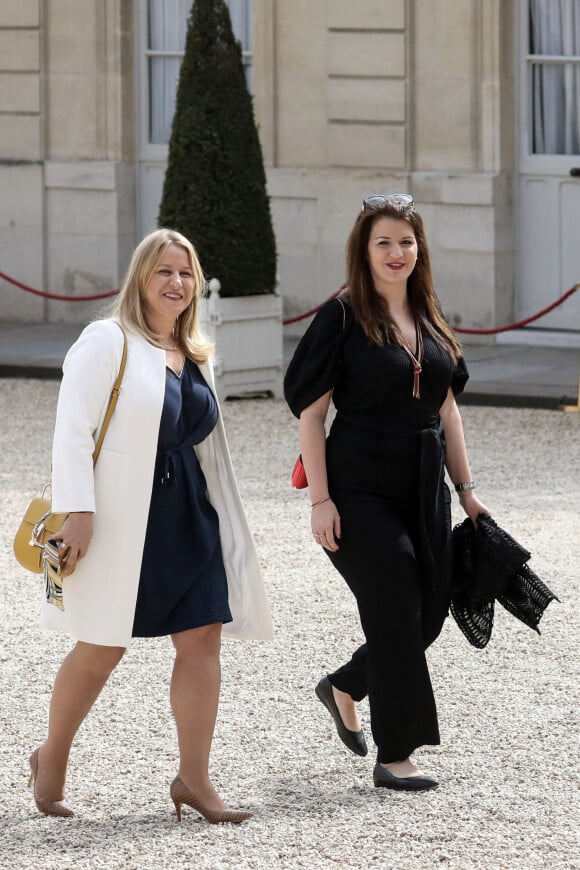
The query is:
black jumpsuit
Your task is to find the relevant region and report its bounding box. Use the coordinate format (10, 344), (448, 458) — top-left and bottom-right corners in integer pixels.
(284, 298), (468, 763)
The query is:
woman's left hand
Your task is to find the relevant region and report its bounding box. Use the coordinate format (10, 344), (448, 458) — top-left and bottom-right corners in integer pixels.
(458, 490), (491, 526)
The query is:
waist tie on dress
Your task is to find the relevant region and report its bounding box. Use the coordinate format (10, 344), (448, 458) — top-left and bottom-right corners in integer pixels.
(159, 448), (178, 487)
(336, 413), (450, 591)
(417, 421), (452, 590)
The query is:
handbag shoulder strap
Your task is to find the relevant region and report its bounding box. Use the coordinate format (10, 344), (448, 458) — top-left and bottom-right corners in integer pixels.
(336, 295), (354, 334)
(92, 324), (128, 466)
(336, 296), (346, 331)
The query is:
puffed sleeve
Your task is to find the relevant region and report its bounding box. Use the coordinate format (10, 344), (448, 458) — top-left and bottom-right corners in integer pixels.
(284, 299), (348, 417)
(451, 355), (469, 396)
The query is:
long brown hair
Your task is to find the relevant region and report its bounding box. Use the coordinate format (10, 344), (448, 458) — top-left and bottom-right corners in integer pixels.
(110, 228), (213, 364)
(345, 201), (461, 362)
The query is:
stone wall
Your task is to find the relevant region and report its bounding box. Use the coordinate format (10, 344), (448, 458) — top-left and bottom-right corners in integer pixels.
(0, 1), (44, 320)
(1, 0), (515, 337)
(254, 0), (515, 341)
(0, 0), (135, 323)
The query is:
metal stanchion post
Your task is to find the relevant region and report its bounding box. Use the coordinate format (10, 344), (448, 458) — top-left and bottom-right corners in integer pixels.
(559, 371), (580, 413)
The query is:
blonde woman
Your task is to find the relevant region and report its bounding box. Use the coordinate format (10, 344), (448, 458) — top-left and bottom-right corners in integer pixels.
(29, 228), (271, 823)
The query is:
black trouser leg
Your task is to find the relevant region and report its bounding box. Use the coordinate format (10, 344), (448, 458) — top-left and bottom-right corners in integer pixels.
(326, 491), (440, 764)
(327, 644), (368, 702)
(328, 585), (451, 702)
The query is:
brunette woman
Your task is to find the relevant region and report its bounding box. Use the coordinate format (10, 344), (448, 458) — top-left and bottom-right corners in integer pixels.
(285, 195), (489, 790)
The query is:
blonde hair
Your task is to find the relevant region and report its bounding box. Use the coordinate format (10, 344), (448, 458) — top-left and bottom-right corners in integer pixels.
(110, 228), (213, 364)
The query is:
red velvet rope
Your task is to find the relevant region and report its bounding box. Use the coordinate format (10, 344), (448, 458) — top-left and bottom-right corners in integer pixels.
(453, 283), (579, 334)
(1, 269), (578, 334)
(282, 288), (343, 324)
(282, 284), (579, 335)
(0, 271), (119, 302)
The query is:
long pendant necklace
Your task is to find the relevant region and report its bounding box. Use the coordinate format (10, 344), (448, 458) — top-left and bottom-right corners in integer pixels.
(399, 324), (424, 399)
(166, 343), (185, 378)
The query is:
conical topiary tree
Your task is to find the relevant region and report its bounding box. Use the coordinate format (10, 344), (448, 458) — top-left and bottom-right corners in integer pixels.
(158, 0), (277, 297)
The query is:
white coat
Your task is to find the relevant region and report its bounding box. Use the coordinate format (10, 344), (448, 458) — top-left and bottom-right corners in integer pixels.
(40, 319), (273, 647)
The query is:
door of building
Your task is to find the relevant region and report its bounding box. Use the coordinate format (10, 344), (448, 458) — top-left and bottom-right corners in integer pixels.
(517, 0), (580, 331)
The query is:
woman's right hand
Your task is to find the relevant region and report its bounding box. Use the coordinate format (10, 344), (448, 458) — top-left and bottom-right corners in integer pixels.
(54, 512), (94, 571)
(311, 499), (341, 552)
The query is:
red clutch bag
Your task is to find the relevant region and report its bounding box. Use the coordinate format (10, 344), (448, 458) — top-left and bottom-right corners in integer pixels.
(291, 455), (308, 489)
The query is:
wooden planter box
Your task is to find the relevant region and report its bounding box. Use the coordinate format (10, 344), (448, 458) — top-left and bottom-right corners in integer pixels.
(200, 284), (283, 401)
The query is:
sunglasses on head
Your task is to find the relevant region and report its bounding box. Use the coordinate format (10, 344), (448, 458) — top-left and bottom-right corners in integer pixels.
(361, 194), (414, 212)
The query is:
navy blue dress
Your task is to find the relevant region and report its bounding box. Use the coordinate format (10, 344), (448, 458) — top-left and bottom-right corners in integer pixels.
(132, 358), (232, 637)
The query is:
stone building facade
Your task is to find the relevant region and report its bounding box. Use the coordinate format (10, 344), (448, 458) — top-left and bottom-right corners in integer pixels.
(1, 1), (578, 341)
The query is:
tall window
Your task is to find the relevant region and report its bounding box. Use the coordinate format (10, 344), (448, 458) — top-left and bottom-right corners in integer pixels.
(147, 0), (252, 146)
(528, 0), (580, 154)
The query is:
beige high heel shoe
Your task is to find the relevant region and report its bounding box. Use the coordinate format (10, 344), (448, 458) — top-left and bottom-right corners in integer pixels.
(170, 776), (252, 825)
(28, 748), (76, 818)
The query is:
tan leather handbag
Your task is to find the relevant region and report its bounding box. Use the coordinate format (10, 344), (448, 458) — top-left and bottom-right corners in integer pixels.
(13, 325), (128, 575)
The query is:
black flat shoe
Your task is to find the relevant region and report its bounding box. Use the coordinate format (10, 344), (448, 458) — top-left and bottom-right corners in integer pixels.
(315, 676), (368, 757)
(373, 762), (438, 791)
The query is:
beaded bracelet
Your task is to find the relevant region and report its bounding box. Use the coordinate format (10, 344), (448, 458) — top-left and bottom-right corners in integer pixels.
(311, 496), (331, 509)
(455, 481), (475, 492)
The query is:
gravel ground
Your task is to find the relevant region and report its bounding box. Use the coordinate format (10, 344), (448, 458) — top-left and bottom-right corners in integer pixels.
(0, 378), (578, 870)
